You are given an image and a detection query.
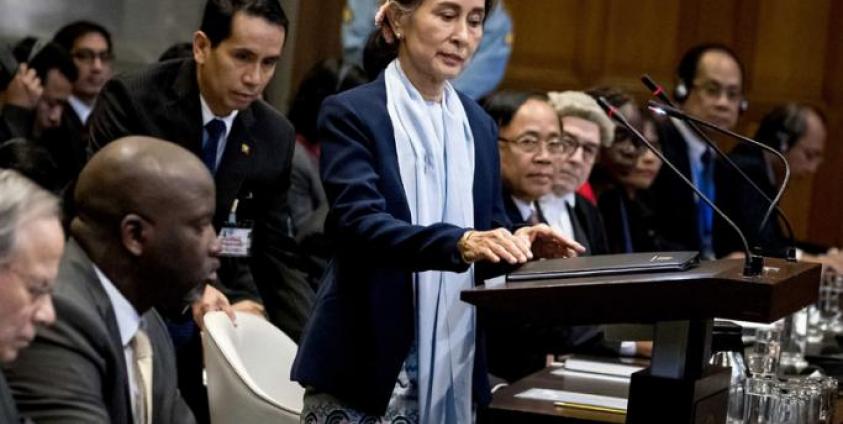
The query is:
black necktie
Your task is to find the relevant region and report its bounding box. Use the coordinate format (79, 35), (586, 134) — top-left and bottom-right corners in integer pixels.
(203, 119), (225, 174)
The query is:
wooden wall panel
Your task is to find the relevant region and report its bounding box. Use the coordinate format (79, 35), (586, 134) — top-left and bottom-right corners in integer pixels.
(503, 0), (583, 90)
(808, 0), (843, 245)
(290, 0), (344, 94)
(751, 0), (830, 102)
(597, 0), (680, 90)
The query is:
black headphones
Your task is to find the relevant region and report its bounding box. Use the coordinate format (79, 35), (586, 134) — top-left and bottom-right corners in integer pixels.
(771, 105), (807, 153)
(674, 43), (749, 114)
(754, 103), (815, 153)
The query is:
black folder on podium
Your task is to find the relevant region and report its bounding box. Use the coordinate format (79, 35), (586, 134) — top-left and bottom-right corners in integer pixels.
(507, 251), (699, 281)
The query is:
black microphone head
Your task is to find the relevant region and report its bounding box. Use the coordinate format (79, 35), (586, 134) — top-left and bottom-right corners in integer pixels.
(641, 74), (673, 105)
(641, 74), (659, 92)
(598, 96), (638, 132)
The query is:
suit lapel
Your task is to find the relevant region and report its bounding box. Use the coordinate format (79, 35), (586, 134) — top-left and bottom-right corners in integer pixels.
(535, 201), (548, 225)
(215, 107), (257, 223)
(63, 239), (134, 423)
(567, 202), (591, 255)
(165, 60), (203, 156)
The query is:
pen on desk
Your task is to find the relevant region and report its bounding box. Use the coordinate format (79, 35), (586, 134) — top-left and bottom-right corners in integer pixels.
(553, 401), (626, 415)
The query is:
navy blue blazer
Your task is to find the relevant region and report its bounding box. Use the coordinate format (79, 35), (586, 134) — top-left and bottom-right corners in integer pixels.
(291, 75), (509, 414)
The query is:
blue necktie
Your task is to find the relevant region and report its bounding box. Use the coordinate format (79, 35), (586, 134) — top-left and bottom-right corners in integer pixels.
(203, 119), (225, 174)
(697, 149), (715, 257)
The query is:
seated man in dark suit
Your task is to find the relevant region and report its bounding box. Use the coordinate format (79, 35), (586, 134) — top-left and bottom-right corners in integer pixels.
(480, 90), (643, 383)
(0, 169), (64, 423)
(715, 103), (843, 271)
(5, 136), (231, 423)
(482, 91), (564, 226)
(648, 43), (746, 259)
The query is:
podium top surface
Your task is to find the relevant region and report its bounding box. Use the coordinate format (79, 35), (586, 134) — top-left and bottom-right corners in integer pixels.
(462, 258), (821, 325)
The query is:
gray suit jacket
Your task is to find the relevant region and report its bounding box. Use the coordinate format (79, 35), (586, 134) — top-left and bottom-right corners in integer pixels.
(3, 239), (196, 424)
(0, 372), (22, 423)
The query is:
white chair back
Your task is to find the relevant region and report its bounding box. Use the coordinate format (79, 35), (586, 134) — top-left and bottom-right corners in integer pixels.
(203, 311), (304, 424)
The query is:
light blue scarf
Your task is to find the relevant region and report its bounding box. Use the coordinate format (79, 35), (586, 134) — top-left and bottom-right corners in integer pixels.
(385, 60), (477, 423)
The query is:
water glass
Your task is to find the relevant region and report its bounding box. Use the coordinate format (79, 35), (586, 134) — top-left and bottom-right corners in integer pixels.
(743, 377), (778, 423)
(740, 376), (837, 424)
(749, 328), (781, 377)
(726, 381), (744, 423)
(818, 272), (843, 334)
(778, 311), (808, 372)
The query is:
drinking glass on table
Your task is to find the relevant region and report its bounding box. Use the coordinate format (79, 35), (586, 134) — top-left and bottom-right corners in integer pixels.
(747, 328), (781, 377)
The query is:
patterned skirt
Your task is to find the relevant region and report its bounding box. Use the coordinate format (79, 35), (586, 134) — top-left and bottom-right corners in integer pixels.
(300, 343), (420, 424)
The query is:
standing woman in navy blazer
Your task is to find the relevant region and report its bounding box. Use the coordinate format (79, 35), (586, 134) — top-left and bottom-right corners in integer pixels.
(291, 0), (583, 422)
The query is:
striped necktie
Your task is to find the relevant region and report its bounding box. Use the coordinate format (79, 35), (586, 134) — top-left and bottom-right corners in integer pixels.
(132, 328), (153, 424)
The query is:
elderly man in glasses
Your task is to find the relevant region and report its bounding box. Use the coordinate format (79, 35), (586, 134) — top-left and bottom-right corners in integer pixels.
(482, 90), (647, 383)
(0, 170), (64, 423)
(540, 90), (613, 257)
(483, 91), (568, 227)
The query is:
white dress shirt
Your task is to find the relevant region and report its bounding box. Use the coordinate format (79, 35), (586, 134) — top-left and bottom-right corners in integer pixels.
(538, 191), (577, 240)
(511, 195), (537, 222)
(68, 95), (94, 124)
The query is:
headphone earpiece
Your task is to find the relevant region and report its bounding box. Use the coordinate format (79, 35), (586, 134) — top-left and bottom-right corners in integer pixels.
(774, 130), (790, 153)
(674, 81), (688, 102)
(738, 98), (749, 114)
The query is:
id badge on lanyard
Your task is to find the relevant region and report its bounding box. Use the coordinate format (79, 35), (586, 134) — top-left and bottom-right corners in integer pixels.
(219, 198), (253, 257)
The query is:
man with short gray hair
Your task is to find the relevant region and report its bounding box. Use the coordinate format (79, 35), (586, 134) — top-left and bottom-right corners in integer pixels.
(0, 169), (64, 423)
(541, 91), (613, 255)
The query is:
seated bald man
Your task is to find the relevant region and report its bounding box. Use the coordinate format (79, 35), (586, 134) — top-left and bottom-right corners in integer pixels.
(4, 136), (225, 423)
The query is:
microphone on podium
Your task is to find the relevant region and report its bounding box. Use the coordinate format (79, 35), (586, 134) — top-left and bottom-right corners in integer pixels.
(640, 75), (796, 261)
(595, 96), (764, 277)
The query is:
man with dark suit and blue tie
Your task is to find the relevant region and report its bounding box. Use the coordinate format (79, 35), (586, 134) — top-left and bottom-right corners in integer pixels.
(648, 44), (746, 259)
(88, 1), (308, 419)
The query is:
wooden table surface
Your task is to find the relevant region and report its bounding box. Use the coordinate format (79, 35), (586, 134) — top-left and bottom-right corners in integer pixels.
(487, 364), (843, 424)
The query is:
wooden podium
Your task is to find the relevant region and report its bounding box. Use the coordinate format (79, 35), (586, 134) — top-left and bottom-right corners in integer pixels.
(462, 258), (821, 423)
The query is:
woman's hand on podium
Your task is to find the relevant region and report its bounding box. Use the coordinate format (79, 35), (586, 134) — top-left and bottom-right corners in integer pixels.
(458, 228), (533, 264)
(514, 224), (586, 260)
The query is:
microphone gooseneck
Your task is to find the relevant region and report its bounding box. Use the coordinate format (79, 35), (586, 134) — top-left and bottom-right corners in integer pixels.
(641, 75), (796, 261)
(597, 96), (764, 277)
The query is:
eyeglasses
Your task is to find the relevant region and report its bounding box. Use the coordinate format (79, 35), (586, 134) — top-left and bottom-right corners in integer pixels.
(611, 128), (661, 156)
(499, 134), (570, 156)
(692, 80), (743, 104)
(71, 48), (114, 64)
(560, 134), (600, 162)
